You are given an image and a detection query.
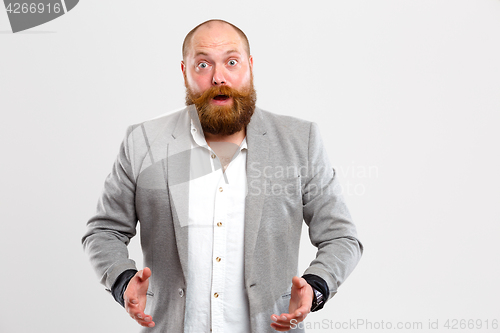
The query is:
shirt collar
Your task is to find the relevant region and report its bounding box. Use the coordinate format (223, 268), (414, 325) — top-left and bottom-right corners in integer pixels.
(190, 118), (248, 152)
(190, 118), (208, 148)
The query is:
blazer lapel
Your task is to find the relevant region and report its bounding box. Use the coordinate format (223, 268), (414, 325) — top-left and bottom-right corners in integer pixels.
(167, 106), (196, 279)
(244, 108), (269, 277)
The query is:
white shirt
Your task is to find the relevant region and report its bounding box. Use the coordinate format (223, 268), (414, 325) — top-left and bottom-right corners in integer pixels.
(183, 120), (251, 333)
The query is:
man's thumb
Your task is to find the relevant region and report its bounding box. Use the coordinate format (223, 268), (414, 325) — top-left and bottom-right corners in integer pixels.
(138, 267), (152, 281)
(292, 276), (305, 288)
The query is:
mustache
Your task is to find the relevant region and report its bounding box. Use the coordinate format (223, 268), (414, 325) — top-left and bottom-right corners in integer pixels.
(188, 84), (253, 106)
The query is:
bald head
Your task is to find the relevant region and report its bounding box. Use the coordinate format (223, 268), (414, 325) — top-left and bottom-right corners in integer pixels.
(182, 19), (250, 59)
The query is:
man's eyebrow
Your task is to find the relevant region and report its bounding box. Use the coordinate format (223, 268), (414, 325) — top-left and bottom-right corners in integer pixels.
(226, 49), (241, 55)
(194, 51), (209, 57)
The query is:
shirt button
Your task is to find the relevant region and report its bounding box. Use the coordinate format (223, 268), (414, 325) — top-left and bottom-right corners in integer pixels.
(219, 187), (223, 192)
(216, 257), (221, 262)
(179, 288), (184, 297)
(217, 222), (222, 227)
(214, 293), (219, 298)
(211, 153), (216, 159)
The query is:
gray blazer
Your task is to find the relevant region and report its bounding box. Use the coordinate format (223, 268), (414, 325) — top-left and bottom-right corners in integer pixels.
(82, 106), (362, 332)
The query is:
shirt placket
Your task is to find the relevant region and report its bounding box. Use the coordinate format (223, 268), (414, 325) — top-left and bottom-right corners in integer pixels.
(211, 171), (228, 333)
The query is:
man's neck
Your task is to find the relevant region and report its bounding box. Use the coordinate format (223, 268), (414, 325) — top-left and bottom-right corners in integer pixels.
(204, 128), (246, 172)
(204, 128), (246, 147)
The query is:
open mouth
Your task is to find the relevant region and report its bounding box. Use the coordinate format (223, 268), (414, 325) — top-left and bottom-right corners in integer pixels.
(213, 95), (229, 101)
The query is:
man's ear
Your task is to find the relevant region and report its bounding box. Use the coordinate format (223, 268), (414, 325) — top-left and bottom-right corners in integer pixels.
(181, 60), (186, 75)
(249, 56), (254, 70)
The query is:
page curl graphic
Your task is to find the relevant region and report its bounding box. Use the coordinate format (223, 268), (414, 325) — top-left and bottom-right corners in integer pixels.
(3, 0), (79, 33)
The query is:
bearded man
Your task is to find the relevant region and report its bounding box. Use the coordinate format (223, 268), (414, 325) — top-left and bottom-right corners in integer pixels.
(82, 19), (363, 333)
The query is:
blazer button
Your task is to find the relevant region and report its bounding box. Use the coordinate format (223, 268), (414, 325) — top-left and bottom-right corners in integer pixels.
(179, 288), (184, 297)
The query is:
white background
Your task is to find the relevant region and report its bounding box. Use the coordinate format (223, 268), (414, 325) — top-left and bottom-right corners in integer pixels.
(1, 1), (499, 332)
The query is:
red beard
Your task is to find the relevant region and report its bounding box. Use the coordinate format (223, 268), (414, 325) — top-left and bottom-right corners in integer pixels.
(185, 78), (257, 136)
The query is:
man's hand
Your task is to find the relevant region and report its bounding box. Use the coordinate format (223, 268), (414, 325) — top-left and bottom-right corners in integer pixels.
(270, 276), (314, 331)
(124, 267), (155, 328)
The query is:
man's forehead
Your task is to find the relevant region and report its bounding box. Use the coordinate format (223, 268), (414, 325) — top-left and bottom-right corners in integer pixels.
(193, 48), (242, 58)
(188, 23), (245, 56)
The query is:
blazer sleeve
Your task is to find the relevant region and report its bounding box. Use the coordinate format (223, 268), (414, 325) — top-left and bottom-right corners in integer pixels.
(302, 122), (363, 301)
(82, 126), (139, 290)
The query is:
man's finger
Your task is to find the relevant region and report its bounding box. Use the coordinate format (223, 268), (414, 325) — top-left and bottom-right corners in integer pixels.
(293, 311), (307, 323)
(131, 311), (155, 327)
(138, 267), (152, 282)
(130, 310), (154, 322)
(137, 320), (155, 328)
(134, 316), (155, 327)
(292, 276), (306, 289)
(294, 304), (310, 317)
(124, 296), (139, 310)
(271, 313), (293, 326)
(270, 322), (292, 332)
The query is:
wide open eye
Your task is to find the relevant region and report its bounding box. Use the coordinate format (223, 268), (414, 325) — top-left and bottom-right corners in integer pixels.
(228, 60), (237, 66)
(198, 62), (208, 69)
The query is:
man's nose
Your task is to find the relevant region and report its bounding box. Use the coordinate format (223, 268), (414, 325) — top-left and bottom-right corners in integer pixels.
(212, 65), (226, 85)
